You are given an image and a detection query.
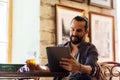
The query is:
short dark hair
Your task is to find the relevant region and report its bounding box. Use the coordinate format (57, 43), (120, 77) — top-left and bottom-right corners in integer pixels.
(71, 16), (88, 31)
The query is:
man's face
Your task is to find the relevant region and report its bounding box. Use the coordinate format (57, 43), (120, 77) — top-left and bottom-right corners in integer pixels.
(70, 20), (86, 44)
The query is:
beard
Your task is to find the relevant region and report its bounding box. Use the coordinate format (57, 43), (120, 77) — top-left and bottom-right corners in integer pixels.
(70, 35), (83, 44)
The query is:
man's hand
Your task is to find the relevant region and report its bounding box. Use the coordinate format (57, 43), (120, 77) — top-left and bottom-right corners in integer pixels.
(26, 60), (42, 72)
(60, 57), (81, 73)
(26, 60), (50, 72)
(60, 57), (92, 74)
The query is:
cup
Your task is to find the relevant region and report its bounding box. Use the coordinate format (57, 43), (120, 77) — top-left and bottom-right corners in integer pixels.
(27, 59), (36, 64)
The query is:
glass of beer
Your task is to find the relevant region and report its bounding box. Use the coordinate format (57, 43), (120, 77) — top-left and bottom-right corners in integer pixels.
(27, 59), (36, 64)
(27, 51), (36, 64)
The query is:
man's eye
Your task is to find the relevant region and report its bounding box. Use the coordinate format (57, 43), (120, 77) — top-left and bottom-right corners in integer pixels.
(72, 29), (75, 31)
(70, 28), (74, 31)
(77, 29), (82, 32)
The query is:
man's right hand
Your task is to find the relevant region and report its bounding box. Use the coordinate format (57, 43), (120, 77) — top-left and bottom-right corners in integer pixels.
(26, 60), (50, 72)
(26, 60), (42, 72)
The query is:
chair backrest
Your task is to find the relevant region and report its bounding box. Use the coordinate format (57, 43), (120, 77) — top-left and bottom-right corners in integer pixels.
(93, 62), (120, 80)
(92, 63), (107, 80)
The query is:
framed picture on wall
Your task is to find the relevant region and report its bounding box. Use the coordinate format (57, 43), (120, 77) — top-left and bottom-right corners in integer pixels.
(55, 4), (85, 45)
(88, 0), (113, 9)
(71, 0), (85, 3)
(89, 11), (115, 62)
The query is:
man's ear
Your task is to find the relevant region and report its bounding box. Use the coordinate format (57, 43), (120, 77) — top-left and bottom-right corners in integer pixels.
(85, 29), (89, 34)
(84, 30), (89, 42)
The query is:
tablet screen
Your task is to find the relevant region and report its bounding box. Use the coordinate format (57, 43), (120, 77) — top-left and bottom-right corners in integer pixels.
(46, 47), (71, 72)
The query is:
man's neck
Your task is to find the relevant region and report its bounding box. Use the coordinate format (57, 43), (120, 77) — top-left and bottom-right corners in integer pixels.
(71, 41), (84, 47)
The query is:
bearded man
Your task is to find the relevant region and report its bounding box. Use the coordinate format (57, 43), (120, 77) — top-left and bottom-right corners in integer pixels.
(26, 16), (98, 80)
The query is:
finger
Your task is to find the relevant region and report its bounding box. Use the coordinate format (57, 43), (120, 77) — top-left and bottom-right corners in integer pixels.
(27, 64), (37, 71)
(60, 64), (71, 71)
(27, 63), (35, 67)
(60, 60), (70, 66)
(61, 58), (76, 64)
(70, 56), (75, 60)
(35, 64), (42, 71)
(61, 58), (72, 63)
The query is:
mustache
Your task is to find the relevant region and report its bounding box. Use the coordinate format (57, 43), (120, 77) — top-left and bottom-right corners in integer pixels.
(71, 35), (79, 38)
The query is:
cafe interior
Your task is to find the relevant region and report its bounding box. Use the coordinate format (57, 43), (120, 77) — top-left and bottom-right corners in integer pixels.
(0, 0), (120, 80)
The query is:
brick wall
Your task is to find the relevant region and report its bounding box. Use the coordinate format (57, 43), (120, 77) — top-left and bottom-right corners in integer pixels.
(40, 0), (117, 79)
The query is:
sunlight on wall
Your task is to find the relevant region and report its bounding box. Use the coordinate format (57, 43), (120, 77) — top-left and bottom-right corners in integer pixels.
(116, 0), (120, 62)
(12, 0), (40, 63)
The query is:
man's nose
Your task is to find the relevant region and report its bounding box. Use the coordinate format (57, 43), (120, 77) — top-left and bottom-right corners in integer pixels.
(72, 30), (77, 35)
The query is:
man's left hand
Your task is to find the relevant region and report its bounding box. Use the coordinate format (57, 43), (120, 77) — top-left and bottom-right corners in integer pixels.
(60, 57), (81, 73)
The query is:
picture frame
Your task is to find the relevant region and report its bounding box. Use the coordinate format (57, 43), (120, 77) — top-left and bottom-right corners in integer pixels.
(89, 11), (115, 62)
(55, 4), (84, 45)
(71, 0), (85, 3)
(88, 0), (113, 9)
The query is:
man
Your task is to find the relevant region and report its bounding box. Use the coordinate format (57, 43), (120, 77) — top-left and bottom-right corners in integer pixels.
(26, 16), (98, 80)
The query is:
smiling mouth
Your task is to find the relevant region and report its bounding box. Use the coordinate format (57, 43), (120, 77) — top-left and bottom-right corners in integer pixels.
(72, 36), (78, 41)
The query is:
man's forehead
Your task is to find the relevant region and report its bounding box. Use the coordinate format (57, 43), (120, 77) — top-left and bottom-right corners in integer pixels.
(70, 26), (84, 30)
(71, 20), (85, 26)
(72, 20), (85, 23)
(71, 20), (85, 28)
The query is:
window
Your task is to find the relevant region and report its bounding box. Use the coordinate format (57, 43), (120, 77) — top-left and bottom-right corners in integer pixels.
(0, 0), (12, 63)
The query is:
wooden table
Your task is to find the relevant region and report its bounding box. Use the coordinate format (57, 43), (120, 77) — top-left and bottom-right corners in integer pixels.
(0, 72), (69, 79)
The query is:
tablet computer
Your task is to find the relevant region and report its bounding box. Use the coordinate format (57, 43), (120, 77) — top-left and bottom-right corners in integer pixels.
(46, 46), (71, 72)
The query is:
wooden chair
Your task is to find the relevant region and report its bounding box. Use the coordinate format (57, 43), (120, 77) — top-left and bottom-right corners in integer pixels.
(93, 62), (120, 80)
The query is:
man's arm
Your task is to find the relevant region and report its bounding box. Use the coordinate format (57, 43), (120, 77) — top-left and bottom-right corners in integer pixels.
(79, 64), (92, 74)
(40, 66), (50, 72)
(60, 58), (92, 74)
(60, 43), (92, 74)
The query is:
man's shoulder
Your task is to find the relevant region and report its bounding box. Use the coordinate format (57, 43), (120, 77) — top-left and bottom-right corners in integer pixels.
(82, 41), (97, 49)
(57, 44), (65, 47)
(57, 41), (70, 47)
(83, 41), (92, 46)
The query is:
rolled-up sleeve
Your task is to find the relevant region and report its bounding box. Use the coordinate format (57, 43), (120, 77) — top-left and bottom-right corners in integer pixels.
(84, 44), (98, 76)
